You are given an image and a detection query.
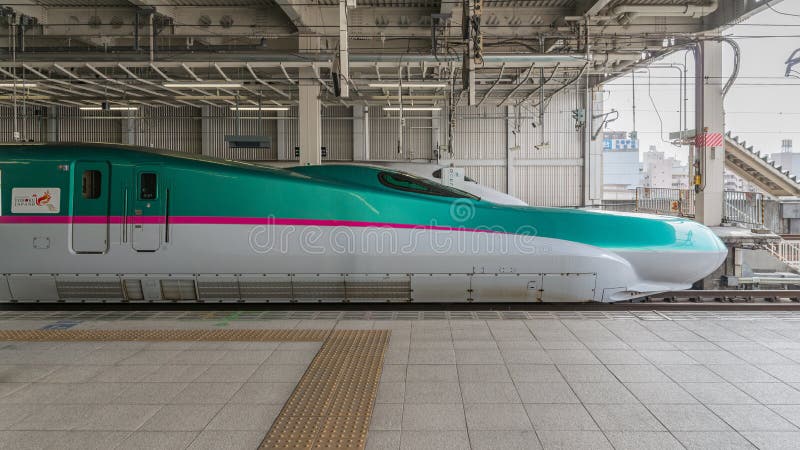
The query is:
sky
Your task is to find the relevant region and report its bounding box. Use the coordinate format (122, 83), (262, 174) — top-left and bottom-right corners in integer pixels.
(603, 1), (800, 164)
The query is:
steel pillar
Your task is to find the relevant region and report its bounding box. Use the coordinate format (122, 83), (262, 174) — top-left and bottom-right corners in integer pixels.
(200, 105), (213, 156)
(352, 106), (369, 161)
(695, 39), (725, 226)
(298, 66), (322, 166)
(585, 84), (604, 206)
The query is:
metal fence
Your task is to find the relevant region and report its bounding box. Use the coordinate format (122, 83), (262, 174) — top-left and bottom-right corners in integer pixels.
(723, 190), (765, 227)
(634, 187), (696, 217)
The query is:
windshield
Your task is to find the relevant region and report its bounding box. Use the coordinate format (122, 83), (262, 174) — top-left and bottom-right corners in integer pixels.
(377, 171), (480, 200)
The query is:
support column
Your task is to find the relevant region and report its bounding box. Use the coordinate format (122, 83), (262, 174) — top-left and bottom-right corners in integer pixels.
(46, 106), (58, 142)
(505, 105), (518, 196)
(200, 105), (213, 156)
(584, 84), (605, 206)
(353, 106), (369, 161)
(277, 110), (288, 160)
(122, 110), (136, 145)
(431, 108), (443, 161)
(298, 66), (322, 166)
(695, 39), (725, 226)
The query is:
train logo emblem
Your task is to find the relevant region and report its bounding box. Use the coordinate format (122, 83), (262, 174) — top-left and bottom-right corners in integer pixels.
(11, 188), (60, 214)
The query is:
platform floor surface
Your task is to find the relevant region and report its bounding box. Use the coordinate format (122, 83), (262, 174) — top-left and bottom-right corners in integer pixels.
(1, 311), (800, 449)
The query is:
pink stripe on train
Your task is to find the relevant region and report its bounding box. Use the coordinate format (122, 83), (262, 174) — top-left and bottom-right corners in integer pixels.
(0, 215), (505, 234)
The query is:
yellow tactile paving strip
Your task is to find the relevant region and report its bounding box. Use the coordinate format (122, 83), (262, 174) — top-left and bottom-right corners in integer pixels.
(261, 330), (390, 450)
(0, 328), (390, 450)
(0, 329), (331, 342)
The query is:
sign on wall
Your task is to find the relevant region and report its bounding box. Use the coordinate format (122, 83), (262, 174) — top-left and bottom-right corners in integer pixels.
(11, 188), (60, 213)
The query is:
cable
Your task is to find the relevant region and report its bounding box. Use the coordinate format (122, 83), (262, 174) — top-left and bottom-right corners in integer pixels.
(765, 0), (800, 18)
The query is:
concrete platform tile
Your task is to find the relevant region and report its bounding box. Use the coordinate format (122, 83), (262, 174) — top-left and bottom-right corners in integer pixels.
(736, 382), (800, 405)
(568, 382), (638, 404)
(457, 364), (511, 382)
(464, 403), (533, 430)
(141, 404), (223, 431)
(683, 350), (745, 365)
(523, 403), (597, 431)
(555, 364), (615, 383)
(624, 382), (697, 404)
(54, 382), (128, 404)
(119, 350), (182, 365)
(370, 403), (403, 431)
(92, 365), (162, 383)
(75, 404), (162, 431)
(468, 430), (542, 450)
(741, 431), (800, 450)
(185, 430), (265, 450)
(770, 405), (800, 428)
(377, 382), (405, 404)
(10, 404), (94, 431)
(262, 349), (317, 365)
(544, 350), (599, 365)
(680, 382), (758, 404)
(535, 430), (613, 450)
(460, 382), (521, 403)
(584, 403), (664, 431)
(657, 364), (724, 383)
(205, 403), (281, 431)
(408, 349), (456, 365)
(366, 430), (401, 450)
(229, 382), (296, 404)
(638, 350), (696, 365)
(673, 431), (756, 450)
(707, 364), (778, 383)
(604, 431), (684, 450)
(760, 364), (800, 383)
(606, 364), (670, 383)
(172, 382), (243, 404)
(454, 349), (504, 364)
(404, 382), (461, 403)
(212, 350), (273, 365)
(114, 431), (197, 450)
(195, 365), (258, 383)
(114, 382), (188, 404)
(406, 364), (457, 382)
(709, 404), (799, 431)
(501, 350), (553, 364)
(401, 403), (466, 431)
(516, 382), (578, 404)
(647, 404), (731, 432)
(399, 430), (470, 450)
(248, 363), (307, 382)
(590, 350), (649, 365)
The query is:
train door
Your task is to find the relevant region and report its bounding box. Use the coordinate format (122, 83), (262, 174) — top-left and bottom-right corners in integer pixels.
(132, 167), (165, 252)
(72, 161), (110, 253)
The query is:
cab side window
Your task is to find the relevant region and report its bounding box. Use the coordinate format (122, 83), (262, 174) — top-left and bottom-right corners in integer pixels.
(140, 173), (157, 200)
(82, 170), (102, 199)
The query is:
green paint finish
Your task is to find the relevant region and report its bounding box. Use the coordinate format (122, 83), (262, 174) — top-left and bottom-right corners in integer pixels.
(0, 143), (725, 253)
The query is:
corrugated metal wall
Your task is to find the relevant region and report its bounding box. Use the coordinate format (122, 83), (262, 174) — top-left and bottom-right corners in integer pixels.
(451, 106), (506, 160)
(0, 105), (46, 142)
(1, 87), (586, 206)
(132, 106), (201, 154)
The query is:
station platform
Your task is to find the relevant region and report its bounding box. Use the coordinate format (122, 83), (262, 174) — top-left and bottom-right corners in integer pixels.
(0, 310), (799, 449)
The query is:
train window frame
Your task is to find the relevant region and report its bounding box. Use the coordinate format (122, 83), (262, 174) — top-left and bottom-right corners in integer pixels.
(139, 172), (158, 200)
(81, 170), (102, 199)
(377, 171), (479, 200)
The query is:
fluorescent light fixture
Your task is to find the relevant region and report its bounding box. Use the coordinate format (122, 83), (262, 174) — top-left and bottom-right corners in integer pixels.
(369, 83), (447, 89)
(0, 82), (37, 88)
(164, 82), (243, 88)
(79, 106), (139, 111)
(382, 106), (442, 111)
(229, 106), (290, 111)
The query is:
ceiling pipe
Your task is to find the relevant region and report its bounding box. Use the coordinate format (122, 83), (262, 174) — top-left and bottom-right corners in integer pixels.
(613, 0), (718, 24)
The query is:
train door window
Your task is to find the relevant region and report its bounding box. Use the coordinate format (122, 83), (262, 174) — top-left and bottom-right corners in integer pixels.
(140, 173), (157, 200)
(82, 170), (102, 199)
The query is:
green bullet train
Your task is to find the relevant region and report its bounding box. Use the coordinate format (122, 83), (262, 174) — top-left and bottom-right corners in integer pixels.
(0, 143), (727, 303)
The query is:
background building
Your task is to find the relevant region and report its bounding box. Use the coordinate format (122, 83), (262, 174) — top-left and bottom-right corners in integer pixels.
(602, 131), (642, 200)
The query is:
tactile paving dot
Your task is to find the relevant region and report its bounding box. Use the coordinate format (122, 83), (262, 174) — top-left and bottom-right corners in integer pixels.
(0, 328), (390, 450)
